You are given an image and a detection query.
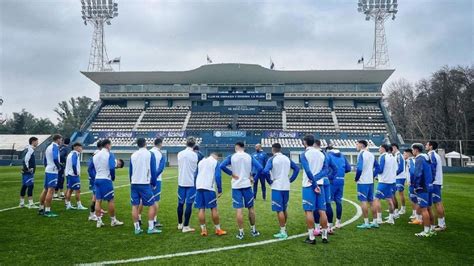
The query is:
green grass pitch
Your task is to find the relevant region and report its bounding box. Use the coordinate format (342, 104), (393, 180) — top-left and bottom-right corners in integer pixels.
(0, 166), (473, 265)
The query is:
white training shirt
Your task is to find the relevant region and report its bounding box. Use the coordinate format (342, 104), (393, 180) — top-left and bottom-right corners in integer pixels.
(195, 156), (219, 191)
(130, 148), (153, 185)
(301, 147), (325, 188)
(387, 153), (397, 184)
(150, 147), (164, 181)
(177, 147), (198, 187)
(429, 151), (443, 185)
(93, 148), (113, 180)
(395, 151), (406, 180)
(378, 153), (395, 184)
(65, 150), (81, 177)
(228, 151), (253, 189)
(24, 145), (34, 169)
(45, 142), (60, 174)
(268, 152), (292, 191)
(356, 149), (375, 184)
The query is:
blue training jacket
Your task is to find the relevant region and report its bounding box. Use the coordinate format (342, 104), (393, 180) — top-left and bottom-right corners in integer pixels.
(327, 150), (351, 185)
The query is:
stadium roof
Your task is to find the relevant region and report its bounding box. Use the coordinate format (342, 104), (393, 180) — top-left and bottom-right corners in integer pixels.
(81, 63), (394, 85)
(0, 135), (50, 151)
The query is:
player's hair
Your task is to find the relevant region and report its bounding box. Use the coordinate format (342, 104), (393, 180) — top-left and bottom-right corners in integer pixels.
(303, 135), (315, 146)
(154, 138), (163, 146)
(72, 142), (82, 148)
(235, 141), (245, 148)
(272, 143), (282, 152)
(136, 138), (146, 148)
(427, 140), (438, 150)
(29, 137), (38, 144)
(64, 138), (71, 145)
(96, 140), (103, 149)
(101, 139), (111, 147)
(52, 134), (62, 141)
(117, 159), (124, 168)
(210, 152), (218, 157)
(391, 143), (399, 149)
(404, 148), (413, 154)
(193, 145), (200, 151)
(326, 145), (334, 151)
(380, 143), (390, 152)
(314, 139), (321, 147)
(186, 137), (196, 148)
(387, 146), (393, 153)
(357, 140), (368, 148)
(411, 143), (424, 153)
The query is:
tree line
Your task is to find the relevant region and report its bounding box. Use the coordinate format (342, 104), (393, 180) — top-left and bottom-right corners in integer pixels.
(0, 96), (95, 138)
(384, 65), (473, 154)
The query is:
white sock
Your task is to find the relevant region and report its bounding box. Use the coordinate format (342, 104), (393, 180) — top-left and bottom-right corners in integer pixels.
(111, 216), (117, 222)
(200, 224), (206, 230)
(372, 218), (377, 224)
(239, 228), (244, 234)
(45, 207), (51, 212)
(280, 226), (286, 234)
(315, 223), (320, 230)
(66, 201), (71, 207)
(430, 225), (436, 231)
(417, 214), (422, 221)
(308, 229), (315, 240)
(154, 215), (157, 223)
(401, 206), (406, 211)
(215, 224), (221, 230)
(424, 226), (430, 233)
(328, 223), (333, 229)
(364, 218), (369, 225)
(20, 198), (25, 204)
(40, 205), (44, 210)
(321, 228), (328, 239)
(412, 210), (416, 216)
(28, 199), (34, 205)
(336, 219), (341, 224)
(250, 225), (256, 232)
(148, 220), (154, 230)
(77, 201), (82, 207)
(377, 213), (382, 220)
(438, 217), (445, 227)
(97, 216), (102, 223)
(134, 222), (140, 230)
(138, 214), (142, 221)
(389, 213), (393, 220)
(394, 209), (399, 215)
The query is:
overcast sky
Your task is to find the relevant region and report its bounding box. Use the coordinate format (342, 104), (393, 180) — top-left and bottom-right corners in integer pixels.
(1, 0), (473, 121)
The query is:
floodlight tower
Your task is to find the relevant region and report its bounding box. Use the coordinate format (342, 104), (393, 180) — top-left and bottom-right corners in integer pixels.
(358, 0), (398, 69)
(81, 0), (118, 71)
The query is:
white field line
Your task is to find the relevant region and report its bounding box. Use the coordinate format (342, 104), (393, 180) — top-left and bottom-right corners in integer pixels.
(78, 197), (363, 266)
(0, 176), (177, 213)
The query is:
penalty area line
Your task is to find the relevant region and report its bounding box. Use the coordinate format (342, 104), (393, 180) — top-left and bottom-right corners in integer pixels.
(78, 197), (363, 266)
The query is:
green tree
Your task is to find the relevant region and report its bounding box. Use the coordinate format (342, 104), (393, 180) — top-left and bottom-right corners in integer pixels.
(54, 96), (95, 137)
(0, 109), (56, 134)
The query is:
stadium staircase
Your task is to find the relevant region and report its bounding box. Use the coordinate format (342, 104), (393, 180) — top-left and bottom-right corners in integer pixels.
(331, 111), (340, 132)
(181, 110), (192, 131)
(133, 110), (146, 131)
(282, 110), (287, 130)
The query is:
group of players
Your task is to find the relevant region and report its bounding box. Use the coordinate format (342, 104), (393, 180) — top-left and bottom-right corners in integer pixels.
(19, 133), (446, 243)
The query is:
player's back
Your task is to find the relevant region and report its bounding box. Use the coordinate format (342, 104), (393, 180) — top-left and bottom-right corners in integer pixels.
(177, 147), (198, 187)
(301, 147), (325, 187)
(230, 151), (253, 188)
(45, 143), (59, 174)
(65, 151), (80, 177)
(387, 154), (397, 183)
(150, 147), (164, 180)
(196, 156), (218, 190)
(130, 148), (152, 184)
(93, 149), (111, 180)
(378, 153), (392, 183)
(358, 150), (375, 184)
(270, 153), (291, 190)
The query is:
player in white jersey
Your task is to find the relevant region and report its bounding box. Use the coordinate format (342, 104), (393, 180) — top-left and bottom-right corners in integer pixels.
(220, 141), (263, 240)
(19, 137), (39, 209)
(404, 149), (422, 225)
(426, 141), (446, 231)
(129, 138), (160, 235)
(147, 138), (166, 228)
(195, 152), (227, 237)
(374, 144), (396, 225)
(93, 139), (125, 228)
(300, 135), (329, 244)
(176, 137), (199, 233)
(262, 143), (299, 240)
(355, 140), (378, 229)
(64, 143), (87, 210)
(391, 143), (406, 216)
(38, 134), (63, 217)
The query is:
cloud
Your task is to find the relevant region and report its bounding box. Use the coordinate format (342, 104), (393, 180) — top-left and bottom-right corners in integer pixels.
(0, 0), (472, 121)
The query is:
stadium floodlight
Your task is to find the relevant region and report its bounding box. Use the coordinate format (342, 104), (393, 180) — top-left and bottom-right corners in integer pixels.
(357, 0), (398, 69)
(81, 0), (119, 71)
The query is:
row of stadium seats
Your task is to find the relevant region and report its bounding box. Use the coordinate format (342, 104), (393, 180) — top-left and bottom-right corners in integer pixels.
(136, 106), (189, 131)
(236, 111), (282, 130)
(187, 112), (234, 130)
(261, 138), (377, 149)
(285, 106), (336, 132)
(90, 105), (143, 131)
(92, 137), (202, 147)
(335, 106), (387, 134)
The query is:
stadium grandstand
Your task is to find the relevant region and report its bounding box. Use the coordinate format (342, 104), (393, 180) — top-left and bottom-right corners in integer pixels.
(73, 63), (399, 165)
(0, 135), (51, 166)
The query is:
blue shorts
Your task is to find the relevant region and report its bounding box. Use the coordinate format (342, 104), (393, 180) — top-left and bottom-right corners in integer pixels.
(67, 175), (81, 190)
(177, 186), (196, 205)
(44, 173), (58, 189)
(357, 183), (374, 202)
(408, 186), (417, 204)
(396, 179), (405, 192)
(22, 173), (34, 186)
(330, 183), (344, 203)
(376, 183), (393, 199)
(153, 181), (162, 202)
(131, 184), (155, 206)
(94, 179), (114, 201)
(431, 184), (442, 204)
(416, 191), (432, 208)
(323, 184), (331, 204)
(271, 190), (289, 212)
(194, 189), (217, 209)
(302, 186), (326, 211)
(232, 187), (254, 209)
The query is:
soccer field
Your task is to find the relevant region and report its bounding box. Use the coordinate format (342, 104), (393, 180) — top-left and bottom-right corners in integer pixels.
(0, 166), (473, 265)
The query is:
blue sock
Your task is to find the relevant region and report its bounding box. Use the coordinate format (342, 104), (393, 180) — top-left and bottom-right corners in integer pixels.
(184, 203), (193, 226)
(313, 210), (320, 224)
(326, 203), (334, 224)
(177, 203), (184, 224)
(336, 201), (342, 220)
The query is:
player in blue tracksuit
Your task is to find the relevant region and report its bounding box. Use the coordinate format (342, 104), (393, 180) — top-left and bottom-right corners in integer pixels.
(193, 145), (205, 163)
(326, 146), (351, 229)
(404, 149), (421, 224)
(411, 143), (436, 237)
(55, 138), (71, 199)
(87, 140), (103, 221)
(355, 140), (378, 229)
(252, 144), (269, 201)
(313, 140), (333, 235)
(39, 134), (63, 217)
(425, 141), (446, 231)
(19, 137), (39, 209)
(148, 138), (167, 228)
